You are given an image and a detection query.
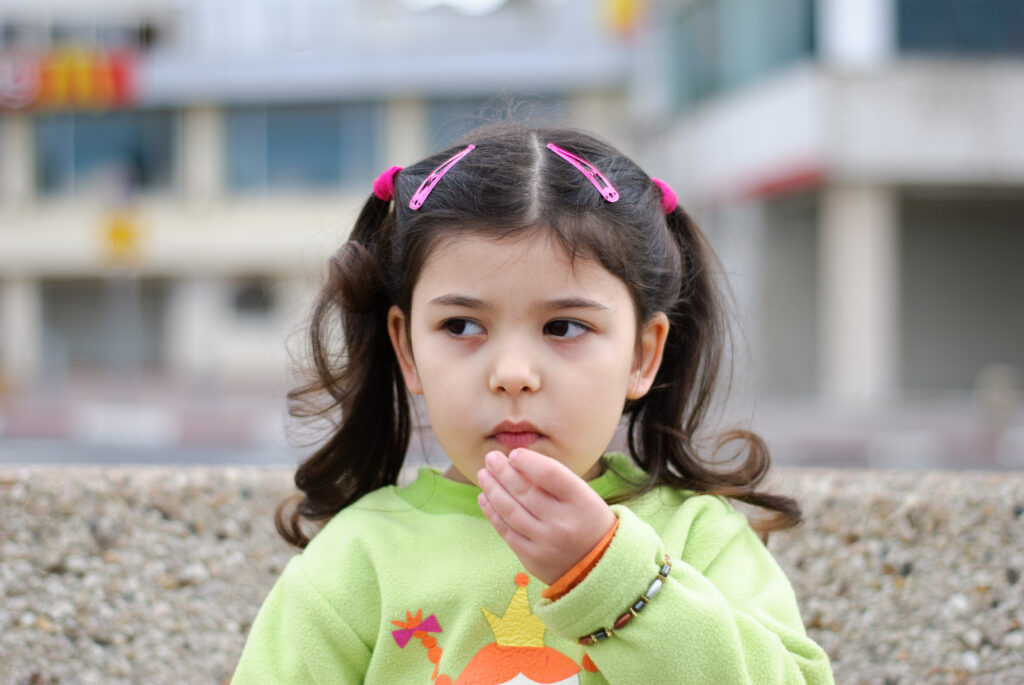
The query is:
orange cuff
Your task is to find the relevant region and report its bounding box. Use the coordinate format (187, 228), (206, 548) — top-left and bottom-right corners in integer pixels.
(541, 519), (619, 601)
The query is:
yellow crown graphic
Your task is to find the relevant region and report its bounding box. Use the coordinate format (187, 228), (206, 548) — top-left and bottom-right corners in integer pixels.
(480, 573), (546, 648)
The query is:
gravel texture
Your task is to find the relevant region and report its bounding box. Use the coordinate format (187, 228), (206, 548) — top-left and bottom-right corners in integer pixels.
(768, 469), (1024, 685)
(0, 468), (295, 685)
(1, 466), (1022, 684)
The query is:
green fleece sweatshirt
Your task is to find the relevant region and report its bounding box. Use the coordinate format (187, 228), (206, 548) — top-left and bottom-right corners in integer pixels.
(232, 454), (833, 684)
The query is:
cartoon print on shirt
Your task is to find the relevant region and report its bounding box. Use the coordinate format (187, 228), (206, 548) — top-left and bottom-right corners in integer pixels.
(393, 573), (599, 684)
(392, 609), (446, 680)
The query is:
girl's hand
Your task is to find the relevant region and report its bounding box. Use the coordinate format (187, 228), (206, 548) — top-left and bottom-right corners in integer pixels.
(477, 448), (616, 586)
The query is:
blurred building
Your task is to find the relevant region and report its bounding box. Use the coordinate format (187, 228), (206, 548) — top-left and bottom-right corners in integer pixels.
(632, 0), (1024, 465)
(0, 0), (635, 403)
(1, 0), (1022, 464)
(642, 0), (1023, 398)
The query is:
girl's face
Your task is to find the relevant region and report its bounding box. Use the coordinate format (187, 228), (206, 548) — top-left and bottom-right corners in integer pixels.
(388, 232), (668, 485)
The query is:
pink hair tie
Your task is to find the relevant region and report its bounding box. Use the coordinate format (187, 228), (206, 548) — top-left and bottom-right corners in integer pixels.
(651, 177), (677, 214)
(372, 166), (403, 202)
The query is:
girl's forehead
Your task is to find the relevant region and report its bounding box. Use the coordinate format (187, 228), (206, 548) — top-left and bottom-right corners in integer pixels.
(422, 232), (581, 278)
(429, 230), (568, 265)
(414, 232), (631, 304)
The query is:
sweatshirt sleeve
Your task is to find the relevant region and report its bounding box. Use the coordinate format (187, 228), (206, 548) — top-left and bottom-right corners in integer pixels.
(533, 497), (834, 684)
(231, 555), (370, 684)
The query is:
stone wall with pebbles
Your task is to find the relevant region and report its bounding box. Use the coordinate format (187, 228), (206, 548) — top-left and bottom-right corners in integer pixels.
(1, 466), (1022, 684)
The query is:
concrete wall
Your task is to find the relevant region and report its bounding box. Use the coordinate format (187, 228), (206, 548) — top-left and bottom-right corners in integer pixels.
(1, 466), (1021, 683)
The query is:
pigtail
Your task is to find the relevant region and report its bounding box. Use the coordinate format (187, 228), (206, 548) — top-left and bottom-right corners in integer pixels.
(276, 194), (411, 548)
(625, 205), (802, 535)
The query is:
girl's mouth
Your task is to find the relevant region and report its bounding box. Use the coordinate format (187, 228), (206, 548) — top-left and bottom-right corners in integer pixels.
(489, 420), (543, 449)
(492, 431), (540, 449)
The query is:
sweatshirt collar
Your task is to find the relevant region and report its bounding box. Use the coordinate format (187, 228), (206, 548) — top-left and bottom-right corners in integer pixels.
(395, 453), (644, 517)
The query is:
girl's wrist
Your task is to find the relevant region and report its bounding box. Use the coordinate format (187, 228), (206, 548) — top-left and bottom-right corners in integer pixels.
(541, 518), (619, 601)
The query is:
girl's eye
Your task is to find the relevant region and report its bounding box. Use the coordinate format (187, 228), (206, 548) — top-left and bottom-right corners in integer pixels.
(442, 319), (484, 337)
(544, 319), (588, 339)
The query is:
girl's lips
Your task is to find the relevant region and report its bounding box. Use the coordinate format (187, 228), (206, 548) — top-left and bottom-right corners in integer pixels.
(492, 431), (540, 449)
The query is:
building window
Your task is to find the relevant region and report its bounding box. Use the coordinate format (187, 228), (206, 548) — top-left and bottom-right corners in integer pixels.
(897, 0), (1024, 55)
(1, 18), (162, 51)
(901, 193), (1024, 393)
(2, 20), (162, 52)
(34, 109), (177, 196)
(40, 278), (168, 369)
(670, 0), (815, 110)
(232, 278), (276, 319)
(225, 103), (378, 193)
(427, 96), (566, 152)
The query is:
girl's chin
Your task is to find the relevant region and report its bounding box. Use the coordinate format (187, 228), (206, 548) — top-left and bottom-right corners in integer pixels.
(442, 464), (475, 485)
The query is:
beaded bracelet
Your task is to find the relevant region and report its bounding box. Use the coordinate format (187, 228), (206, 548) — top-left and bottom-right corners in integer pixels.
(577, 555), (672, 645)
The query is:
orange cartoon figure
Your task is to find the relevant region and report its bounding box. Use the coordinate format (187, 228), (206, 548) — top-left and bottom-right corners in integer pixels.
(393, 573), (594, 685)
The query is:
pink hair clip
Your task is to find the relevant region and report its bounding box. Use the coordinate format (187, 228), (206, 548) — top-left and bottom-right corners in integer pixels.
(651, 177), (677, 214)
(546, 143), (619, 203)
(372, 165), (402, 202)
(409, 144), (476, 210)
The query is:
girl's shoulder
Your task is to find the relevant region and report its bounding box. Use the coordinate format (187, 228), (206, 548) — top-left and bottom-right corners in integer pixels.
(625, 480), (746, 535)
(602, 452), (732, 510)
(602, 453), (752, 545)
(297, 485), (401, 557)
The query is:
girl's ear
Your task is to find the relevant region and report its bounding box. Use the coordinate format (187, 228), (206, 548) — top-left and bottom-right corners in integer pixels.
(627, 312), (670, 400)
(387, 305), (423, 395)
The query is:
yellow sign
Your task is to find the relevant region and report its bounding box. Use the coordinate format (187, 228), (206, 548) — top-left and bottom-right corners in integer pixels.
(604, 0), (645, 38)
(104, 211), (143, 265)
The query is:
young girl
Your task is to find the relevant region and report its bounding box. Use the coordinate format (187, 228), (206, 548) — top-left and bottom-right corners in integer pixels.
(232, 124), (834, 684)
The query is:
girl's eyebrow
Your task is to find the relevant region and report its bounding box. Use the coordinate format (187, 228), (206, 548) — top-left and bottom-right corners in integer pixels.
(427, 294), (487, 309)
(427, 294), (609, 312)
(544, 296), (609, 311)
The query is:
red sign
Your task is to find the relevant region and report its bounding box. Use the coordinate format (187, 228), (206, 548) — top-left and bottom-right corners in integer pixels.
(0, 48), (136, 111)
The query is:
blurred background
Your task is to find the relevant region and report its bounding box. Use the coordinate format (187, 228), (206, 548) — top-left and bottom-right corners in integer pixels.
(0, 0), (1021, 469)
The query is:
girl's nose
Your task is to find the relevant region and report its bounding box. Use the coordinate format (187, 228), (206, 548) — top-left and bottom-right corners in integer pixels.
(488, 348), (541, 396)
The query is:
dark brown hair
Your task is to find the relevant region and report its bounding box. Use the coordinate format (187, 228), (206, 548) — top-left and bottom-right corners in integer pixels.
(277, 123), (800, 548)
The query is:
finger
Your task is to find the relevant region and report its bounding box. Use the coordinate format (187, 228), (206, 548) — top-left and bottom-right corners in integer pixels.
(477, 468), (541, 538)
(477, 492), (510, 537)
(484, 451), (532, 497)
(507, 448), (590, 502)
(484, 451), (553, 516)
(478, 492), (535, 551)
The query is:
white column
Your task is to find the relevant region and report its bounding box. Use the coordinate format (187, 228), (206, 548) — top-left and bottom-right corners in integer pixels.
(0, 279), (41, 390)
(817, 0), (895, 69)
(383, 99), (428, 165)
(0, 114), (34, 207)
(819, 184), (899, 405)
(181, 105), (223, 205)
(166, 277), (224, 386)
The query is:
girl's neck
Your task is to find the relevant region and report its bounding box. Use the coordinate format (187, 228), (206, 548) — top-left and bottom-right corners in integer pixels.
(441, 454), (607, 485)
